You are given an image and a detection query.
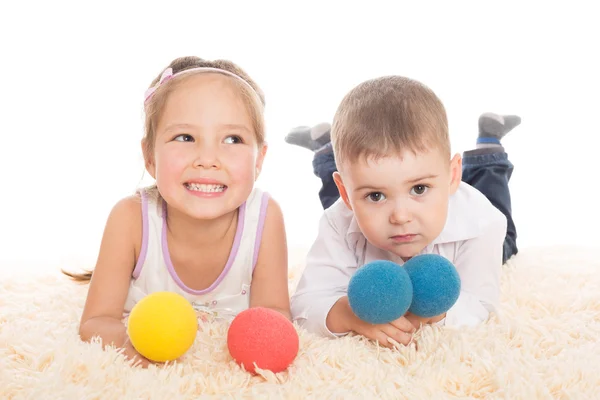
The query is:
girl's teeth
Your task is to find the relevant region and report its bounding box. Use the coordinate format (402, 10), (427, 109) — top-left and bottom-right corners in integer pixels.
(186, 183), (226, 192)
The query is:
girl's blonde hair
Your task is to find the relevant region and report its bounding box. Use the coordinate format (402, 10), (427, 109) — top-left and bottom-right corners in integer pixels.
(63, 56), (266, 282)
(142, 56), (266, 163)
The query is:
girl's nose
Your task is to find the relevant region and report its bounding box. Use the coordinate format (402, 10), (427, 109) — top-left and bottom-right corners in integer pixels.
(193, 145), (220, 169)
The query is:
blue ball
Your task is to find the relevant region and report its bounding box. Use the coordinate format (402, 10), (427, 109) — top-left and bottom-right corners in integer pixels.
(348, 260), (413, 324)
(404, 254), (461, 318)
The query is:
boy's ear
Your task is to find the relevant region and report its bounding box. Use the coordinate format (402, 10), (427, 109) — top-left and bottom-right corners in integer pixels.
(142, 139), (156, 179)
(449, 153), (462, 194)
(333, 172), (353, 210)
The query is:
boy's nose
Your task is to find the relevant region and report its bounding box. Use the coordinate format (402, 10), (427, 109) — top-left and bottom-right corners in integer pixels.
(389, 203), (412, 225)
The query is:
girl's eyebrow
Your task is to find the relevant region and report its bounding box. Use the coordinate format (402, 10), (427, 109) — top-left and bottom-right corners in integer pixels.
(219, 124), (252, 133)
(162, 123), (194, 133)
(161, 123), (251, 134)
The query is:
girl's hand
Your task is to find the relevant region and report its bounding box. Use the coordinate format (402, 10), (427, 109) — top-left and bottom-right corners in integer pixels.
(122, 338), (154, 368)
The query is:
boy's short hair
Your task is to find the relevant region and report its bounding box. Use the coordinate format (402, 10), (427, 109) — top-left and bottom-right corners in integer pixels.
(331, 76), (450, 167)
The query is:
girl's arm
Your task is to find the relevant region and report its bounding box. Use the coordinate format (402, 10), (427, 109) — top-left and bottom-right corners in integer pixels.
(79, 196), (149, 365)
(249, 198), (291, 319)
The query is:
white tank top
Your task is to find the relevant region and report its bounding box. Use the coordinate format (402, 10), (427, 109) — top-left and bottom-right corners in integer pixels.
(124, 187), (270, 320)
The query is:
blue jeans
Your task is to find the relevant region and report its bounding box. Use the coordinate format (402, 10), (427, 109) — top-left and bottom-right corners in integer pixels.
(312, 147), (518, 263)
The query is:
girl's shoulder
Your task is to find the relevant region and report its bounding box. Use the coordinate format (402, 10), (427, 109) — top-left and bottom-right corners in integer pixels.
(256, 192), (285, 236)
(247, 187), (282, 208)
(105, 194), (144, 241)
(104, 194), (145, 262)
(111, 193), (143, 217)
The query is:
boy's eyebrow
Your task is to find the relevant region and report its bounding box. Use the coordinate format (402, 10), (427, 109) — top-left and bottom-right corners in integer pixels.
(354, 174), (439, 191)
(354, 184), (386, 192)
(405, 174), (439, 184)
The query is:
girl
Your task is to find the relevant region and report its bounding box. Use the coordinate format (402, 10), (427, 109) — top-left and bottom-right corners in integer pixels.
(65, 56), (290, 366)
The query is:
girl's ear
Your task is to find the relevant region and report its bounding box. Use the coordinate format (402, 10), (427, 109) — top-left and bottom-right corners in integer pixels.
(255, 143), (268, 180)
(142, 139), (156, 178)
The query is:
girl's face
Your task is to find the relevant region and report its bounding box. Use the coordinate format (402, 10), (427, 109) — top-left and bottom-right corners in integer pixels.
(147, 73), (266, 221)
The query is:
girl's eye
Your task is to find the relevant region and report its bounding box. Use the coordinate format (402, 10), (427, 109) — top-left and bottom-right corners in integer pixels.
(224, 135), (243, 144)
(410, 184), (429, 196)
(174, 134), (194, 142)
(366, 192), (386, 202)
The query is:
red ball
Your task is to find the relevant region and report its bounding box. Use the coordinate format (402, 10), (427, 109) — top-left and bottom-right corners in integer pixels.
(227, 307), (299, 374)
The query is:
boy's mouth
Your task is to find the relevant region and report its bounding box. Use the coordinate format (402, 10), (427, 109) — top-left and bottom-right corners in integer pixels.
(391, 234), (417, 243)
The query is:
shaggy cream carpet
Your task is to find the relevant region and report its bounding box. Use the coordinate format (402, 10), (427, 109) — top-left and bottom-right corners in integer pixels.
(1, 246), (599, 399)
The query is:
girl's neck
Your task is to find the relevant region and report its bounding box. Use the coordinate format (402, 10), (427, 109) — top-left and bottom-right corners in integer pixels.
(164, 204), (238, 247)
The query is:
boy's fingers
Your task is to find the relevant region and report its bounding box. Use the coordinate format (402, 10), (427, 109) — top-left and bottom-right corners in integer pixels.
(371, 330), (394, 348)
(390, 317), (416, 333)
(382, 325), (412, 346)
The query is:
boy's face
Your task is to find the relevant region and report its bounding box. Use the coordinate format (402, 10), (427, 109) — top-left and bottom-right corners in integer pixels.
(334, 148), (462, 261)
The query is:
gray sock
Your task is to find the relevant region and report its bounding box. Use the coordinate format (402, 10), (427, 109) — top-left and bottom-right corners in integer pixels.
(315, 142), (333, 155)
(284, 122), (331, 151)
(310, 122), (331, 147)
(477, 113), (521, 149)
(284, 126), (317, 151)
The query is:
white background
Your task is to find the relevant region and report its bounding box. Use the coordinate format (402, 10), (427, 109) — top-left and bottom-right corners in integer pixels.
(1, 1), (598, 276)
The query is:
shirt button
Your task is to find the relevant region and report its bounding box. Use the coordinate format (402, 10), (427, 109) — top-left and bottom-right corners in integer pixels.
(212, 300), (217, 305)
(241, 290), (247, 295)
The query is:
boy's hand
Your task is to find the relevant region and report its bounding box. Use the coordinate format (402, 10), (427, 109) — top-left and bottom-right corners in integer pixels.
(351, 316), (416, 348)
(326, 297), (415, 348)
(405, 312), (447, 329)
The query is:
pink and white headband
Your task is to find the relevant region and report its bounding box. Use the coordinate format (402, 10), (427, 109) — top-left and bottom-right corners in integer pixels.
(143, 67), (259, 105)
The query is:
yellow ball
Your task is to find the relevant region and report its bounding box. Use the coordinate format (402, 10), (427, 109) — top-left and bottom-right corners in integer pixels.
(127, 292), (198, 362)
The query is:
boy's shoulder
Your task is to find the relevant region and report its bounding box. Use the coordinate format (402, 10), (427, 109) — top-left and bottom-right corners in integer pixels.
(439, 182), (507, 244)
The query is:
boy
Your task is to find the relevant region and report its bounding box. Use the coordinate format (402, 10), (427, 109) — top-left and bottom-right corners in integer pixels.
(286, 76), (520, 348)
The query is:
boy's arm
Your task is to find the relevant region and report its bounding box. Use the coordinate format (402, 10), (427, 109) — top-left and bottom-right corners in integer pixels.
(445, 214), (507, 327)
(290, 211), (358, 337)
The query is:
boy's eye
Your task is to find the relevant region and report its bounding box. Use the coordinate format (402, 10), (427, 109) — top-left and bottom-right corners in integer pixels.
(410, 185), (429, 196)
(174, 134), (194, 142)
(224, 135), (243, 144)
(367, 192), (386, 202)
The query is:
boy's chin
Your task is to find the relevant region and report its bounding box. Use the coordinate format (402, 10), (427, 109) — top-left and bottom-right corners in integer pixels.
(396, 243), (430, 260)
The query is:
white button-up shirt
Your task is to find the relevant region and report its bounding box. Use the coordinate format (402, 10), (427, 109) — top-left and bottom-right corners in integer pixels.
(291, 182), (507, 337)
